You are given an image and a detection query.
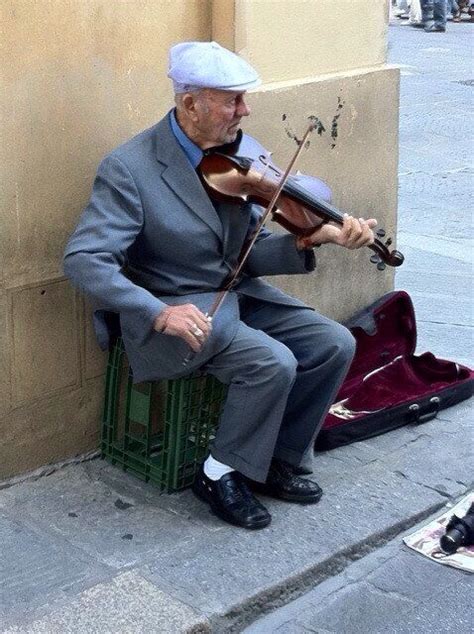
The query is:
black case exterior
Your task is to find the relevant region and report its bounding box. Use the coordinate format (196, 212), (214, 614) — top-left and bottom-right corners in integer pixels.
(316, 291), (474, 451)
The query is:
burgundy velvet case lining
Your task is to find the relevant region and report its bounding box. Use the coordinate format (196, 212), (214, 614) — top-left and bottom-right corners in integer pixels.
(323, 291), (473, 430)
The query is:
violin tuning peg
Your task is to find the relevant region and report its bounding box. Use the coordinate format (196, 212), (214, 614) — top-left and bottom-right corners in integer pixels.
(376, 229), (386, 238)
(377, 261), (386, 271)
(385, 237), (393, 247)
(370, 255), (380, 264)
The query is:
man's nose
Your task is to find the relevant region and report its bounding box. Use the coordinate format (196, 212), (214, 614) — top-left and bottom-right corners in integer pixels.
(237, 99), (251, 117)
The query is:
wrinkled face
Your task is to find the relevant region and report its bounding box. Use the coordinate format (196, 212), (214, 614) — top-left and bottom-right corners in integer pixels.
(193, 89), (251, 148)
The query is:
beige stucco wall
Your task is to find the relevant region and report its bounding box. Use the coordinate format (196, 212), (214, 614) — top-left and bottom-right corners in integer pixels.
(214, 0), (388, 81)
(1, 0), (398, 479)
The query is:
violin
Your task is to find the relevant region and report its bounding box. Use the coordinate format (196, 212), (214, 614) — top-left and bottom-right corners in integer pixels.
(199, 134), (404, 270)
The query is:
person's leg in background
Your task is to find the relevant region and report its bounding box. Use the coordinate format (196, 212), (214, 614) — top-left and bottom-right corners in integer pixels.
(421, 0), (448, 30)
(433, 0), (448, 26)
(447, 0), (460, 20)
(409, 0), (425, 25)
(420, 0), (434, 24)
(394, 0), (410, 17)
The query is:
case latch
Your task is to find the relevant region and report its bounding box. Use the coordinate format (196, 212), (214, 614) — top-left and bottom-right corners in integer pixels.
(409, 397), (441, 424)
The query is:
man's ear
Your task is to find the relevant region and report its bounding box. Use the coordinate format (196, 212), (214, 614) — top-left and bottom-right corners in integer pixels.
(181, 93), (199, 122)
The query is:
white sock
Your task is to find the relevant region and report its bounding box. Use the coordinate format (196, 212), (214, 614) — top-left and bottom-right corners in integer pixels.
(203, 454), (235, 481)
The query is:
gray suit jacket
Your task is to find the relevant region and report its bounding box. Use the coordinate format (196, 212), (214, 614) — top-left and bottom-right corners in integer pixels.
(64, 113), (320, 381)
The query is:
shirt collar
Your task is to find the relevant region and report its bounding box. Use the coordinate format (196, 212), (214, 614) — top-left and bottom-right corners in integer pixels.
(169, 109), (203, 169)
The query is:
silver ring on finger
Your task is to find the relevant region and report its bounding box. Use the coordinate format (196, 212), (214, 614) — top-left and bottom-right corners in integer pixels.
(191, 323), (204, 338)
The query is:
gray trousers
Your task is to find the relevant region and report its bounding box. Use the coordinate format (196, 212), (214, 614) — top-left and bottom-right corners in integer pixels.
(205, 296), (356, 482)
(421, 0), (448, 25)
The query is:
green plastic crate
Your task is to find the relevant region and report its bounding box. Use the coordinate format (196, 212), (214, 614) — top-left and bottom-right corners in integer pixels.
(101, 338), (227, 492)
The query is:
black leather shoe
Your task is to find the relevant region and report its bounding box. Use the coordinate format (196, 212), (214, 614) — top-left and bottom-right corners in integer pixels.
(249, 459), (323, 504)
(192, 466), (271, 529)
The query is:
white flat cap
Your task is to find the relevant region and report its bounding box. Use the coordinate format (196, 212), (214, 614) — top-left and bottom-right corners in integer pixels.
(168, 41), (261, 93)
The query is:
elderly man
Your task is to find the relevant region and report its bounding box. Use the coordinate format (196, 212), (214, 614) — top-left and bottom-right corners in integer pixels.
(64, 42), (376, 530)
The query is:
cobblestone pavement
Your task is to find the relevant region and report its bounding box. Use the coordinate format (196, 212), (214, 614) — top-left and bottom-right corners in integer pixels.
(243, 18), (474, 634)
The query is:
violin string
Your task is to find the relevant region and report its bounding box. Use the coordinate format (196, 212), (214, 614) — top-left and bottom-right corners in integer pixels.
(283, 179), (342, 224)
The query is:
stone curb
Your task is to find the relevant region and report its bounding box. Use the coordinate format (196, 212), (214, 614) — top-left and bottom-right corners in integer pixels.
(207, 501), (447, 633)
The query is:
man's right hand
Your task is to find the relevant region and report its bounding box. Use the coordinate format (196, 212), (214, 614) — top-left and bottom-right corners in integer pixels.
(153, 304), (212, 352)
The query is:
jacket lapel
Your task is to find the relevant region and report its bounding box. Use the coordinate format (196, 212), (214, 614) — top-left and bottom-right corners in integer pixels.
(155, 115), (223, 240)
(219, 202), (251, 267)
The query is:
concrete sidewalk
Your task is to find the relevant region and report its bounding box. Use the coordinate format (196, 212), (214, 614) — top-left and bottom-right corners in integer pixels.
(1, 19), (473, 634)
(1, 399), (471, 633)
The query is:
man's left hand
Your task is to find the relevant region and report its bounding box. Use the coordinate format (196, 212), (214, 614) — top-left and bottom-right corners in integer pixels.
(296, 214), (377, 250)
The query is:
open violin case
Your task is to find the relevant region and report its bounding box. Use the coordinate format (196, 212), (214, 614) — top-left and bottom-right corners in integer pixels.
(316, 290), (474, 451)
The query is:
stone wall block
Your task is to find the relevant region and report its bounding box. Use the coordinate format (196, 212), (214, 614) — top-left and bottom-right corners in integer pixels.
(213, 0), (388, 83)
(245, 66), (400, 322)
(0, 292), (11, 418)
(11, 280), (80, 405)
(0, 377), (103, 480)
(1, 0), (212, 290)
(84, 300), (107, 380)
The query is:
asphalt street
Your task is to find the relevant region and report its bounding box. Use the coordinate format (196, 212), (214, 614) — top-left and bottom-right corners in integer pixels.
(244, 17), (474, 634)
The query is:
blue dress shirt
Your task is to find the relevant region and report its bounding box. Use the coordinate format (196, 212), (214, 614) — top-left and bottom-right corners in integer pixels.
(169, 109), (203, 169)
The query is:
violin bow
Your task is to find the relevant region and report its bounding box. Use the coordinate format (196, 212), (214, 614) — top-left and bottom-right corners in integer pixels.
(183, 120), (316, 366)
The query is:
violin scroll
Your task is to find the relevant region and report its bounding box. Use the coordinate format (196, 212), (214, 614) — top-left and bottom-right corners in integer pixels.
(369, 237), (404, 270)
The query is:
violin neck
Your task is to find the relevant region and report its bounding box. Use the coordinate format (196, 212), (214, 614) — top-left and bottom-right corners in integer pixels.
(284, 177), (344, 224)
